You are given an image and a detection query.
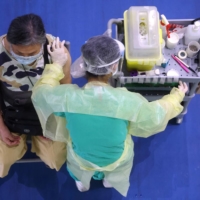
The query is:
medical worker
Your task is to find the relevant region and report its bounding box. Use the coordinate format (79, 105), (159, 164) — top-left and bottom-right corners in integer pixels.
(32, 36), (188, 196)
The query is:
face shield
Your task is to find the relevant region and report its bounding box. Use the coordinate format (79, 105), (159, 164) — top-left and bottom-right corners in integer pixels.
(114, 39), (125, 73)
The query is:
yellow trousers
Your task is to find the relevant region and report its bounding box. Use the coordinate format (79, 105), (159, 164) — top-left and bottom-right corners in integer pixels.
(0, 133), (67, 178)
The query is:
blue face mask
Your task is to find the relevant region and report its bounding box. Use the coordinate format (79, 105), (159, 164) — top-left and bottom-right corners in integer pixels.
(10, 46), (43, 65)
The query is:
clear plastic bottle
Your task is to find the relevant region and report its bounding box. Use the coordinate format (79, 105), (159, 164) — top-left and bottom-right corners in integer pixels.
(184, 21), (200, 45)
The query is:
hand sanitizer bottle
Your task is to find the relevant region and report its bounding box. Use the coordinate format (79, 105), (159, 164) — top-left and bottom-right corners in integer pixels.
(184, 21), (200, 45)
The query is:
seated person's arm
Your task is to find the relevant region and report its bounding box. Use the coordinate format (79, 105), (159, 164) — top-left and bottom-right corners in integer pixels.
(0, 113), (20, 146)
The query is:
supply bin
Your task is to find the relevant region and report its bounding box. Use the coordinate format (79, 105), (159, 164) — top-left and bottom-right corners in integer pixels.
(124, 6), (163, 71)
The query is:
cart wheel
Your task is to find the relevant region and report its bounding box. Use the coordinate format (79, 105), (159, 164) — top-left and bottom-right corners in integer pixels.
(176, 118), (183, 124)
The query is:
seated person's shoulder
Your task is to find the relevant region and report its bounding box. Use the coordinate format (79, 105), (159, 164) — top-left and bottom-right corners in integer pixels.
(45, 34), (55, 43)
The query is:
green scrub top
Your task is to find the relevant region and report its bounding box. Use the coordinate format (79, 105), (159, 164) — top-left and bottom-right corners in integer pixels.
(55, 112), (128, 166)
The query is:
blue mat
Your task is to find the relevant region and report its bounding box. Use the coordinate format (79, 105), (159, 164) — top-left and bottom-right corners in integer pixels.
(0, 0), (200, 199)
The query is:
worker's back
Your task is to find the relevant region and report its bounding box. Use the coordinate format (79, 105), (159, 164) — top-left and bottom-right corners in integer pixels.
(57, 112), (128, 167)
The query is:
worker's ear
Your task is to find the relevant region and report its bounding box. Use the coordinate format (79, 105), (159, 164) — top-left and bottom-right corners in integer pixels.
(112, 62), (119, 71)
(111, 62), (119, 76)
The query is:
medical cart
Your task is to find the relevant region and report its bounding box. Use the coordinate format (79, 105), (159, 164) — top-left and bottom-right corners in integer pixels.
(108, 18), (200, 124)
